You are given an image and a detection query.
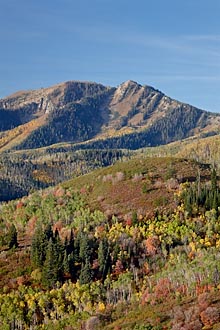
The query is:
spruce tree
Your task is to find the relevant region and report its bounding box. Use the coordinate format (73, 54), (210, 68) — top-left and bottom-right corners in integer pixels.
(79, 233), (91, 261)
(31, 225), (46, 267)
(42, 238), (62, 288)
(211, 168), (217, 192)
(8, 224), (18, 249)
(79, 258), (92, 285)
(98, 238), (111, 281)
(63, 250), (70, 274)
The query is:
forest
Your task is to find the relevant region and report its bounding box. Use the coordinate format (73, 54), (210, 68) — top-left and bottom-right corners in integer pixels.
(1, 157), (220, 329)
(0, 148), (131, 201)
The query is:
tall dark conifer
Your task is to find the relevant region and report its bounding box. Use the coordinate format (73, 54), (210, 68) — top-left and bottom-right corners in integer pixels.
(8, 224), (18, 249)
(98, 238), (111, 281)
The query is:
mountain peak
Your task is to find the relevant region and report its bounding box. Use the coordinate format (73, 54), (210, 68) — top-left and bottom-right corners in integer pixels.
(122, 79), (139, 85)
(0, 79), (219, 152)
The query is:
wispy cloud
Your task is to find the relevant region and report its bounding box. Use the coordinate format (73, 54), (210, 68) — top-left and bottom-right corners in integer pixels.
(146, 74), (220, 82)
(71, 24), (220, 60)
(183, 34), (220, 42)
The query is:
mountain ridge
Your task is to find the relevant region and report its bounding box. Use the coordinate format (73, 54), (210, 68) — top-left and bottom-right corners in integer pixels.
(0, 80), (219, 151)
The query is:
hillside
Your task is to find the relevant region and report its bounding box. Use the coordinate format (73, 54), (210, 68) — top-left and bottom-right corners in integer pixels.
(0, 147), (130, 201)
(137, 134), (220, 168)
(1, 156), (220, 329)
(62, 156), (210, 217)
(0, 80), (219, 151)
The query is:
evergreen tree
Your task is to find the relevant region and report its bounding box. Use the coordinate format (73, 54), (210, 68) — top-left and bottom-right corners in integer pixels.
(98, 238), (111, 281)
(63, 250), (70, 274)
(44, 224), (53, 241)
(79, 233), (91, 261)
(211, 167), (217, 192)
(8, 224), (18, 249)
(132, 211), (138, 226)
(65, 229), (75, 255)
(68, 252), (75, 278)
(74, 230), (81, 263)
(212, 191), (218, 217)
(42, 238), (62, 288)
(31, 225), (46, 267)
(79, 258), (92, 285)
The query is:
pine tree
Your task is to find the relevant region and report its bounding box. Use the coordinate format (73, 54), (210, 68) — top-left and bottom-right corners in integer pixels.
(98, 238), (111, 281)
(8, 224), (18, 249)
(42, 238), (62, 288)
(79, 258), (92, 285)
(211, 168), (217, 192)
(132, 211), (138, 226)
(65, 229), (75, 255)
(31, 225), (46, 267)
(63, 250), (70, 274)
(79, 233), (91, 261)
(68, 252), (75, 278)
(44, 224), (53, 241)
(74, 230), (81, 263)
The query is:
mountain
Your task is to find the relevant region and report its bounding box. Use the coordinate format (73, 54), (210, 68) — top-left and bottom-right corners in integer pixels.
(0, 80), (220, 151)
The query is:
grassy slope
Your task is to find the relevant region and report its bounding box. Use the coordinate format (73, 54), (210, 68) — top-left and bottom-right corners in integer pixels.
(0, 115), (47, 152)
(63, 156), (210, 216)
(139, 134), (220, 167)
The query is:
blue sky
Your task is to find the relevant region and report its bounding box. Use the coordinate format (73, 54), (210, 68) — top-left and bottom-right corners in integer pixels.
(1, 0), (220, 112)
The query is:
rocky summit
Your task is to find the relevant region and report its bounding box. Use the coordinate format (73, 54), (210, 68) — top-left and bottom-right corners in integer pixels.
(0, 80), (219, 151)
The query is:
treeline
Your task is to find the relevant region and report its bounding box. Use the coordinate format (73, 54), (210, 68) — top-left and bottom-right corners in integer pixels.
(0, 149), (131, 201)
(182, 168), (220, 216)
(71, 106), (210, 150)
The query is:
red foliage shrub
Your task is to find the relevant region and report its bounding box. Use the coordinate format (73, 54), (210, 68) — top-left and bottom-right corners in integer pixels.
(200, 306), (220, 327)
(53, 220), (63, 233)
(17, 275), (29, 286)
(154, 278), (172, 301)
(54, 187), (65, 197)
(197, 292), (211, 312)
(92, 259), (99, 270)
(125, 217), (132, 226)
(171, 306), (202, 330)
(16, 201), (24, 209)
(114, 260), (124, 275)
(145, 236), (160, 256)
(141, 287), (151, 305)
(80, 186), (87, 194)
(26, 216), (38, 236)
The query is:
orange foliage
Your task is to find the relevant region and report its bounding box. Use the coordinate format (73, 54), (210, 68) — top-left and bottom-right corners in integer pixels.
(200, 307), (220, 327)
(154, 278), (172, 301)
(54, 187), (65, 197)
(145, 236), (160, 256)
(26, 216), (38, 236)
(16, 201), (24, 209)
(114, 260), (124, 275)
(53, 221), (63, 233)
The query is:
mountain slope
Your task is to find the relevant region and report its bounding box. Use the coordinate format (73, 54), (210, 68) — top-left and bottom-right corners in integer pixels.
(2, 156), (220, 329)
(0, 80), (219, 151)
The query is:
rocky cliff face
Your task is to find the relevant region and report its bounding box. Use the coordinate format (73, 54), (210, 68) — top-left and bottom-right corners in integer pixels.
(0, 80), (219, 150)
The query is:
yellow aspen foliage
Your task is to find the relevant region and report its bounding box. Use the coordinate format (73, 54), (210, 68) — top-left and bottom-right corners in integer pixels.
(189, 242), (196, 252)
(19, 301), (25, 308)
(97, 302), (105, 312)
